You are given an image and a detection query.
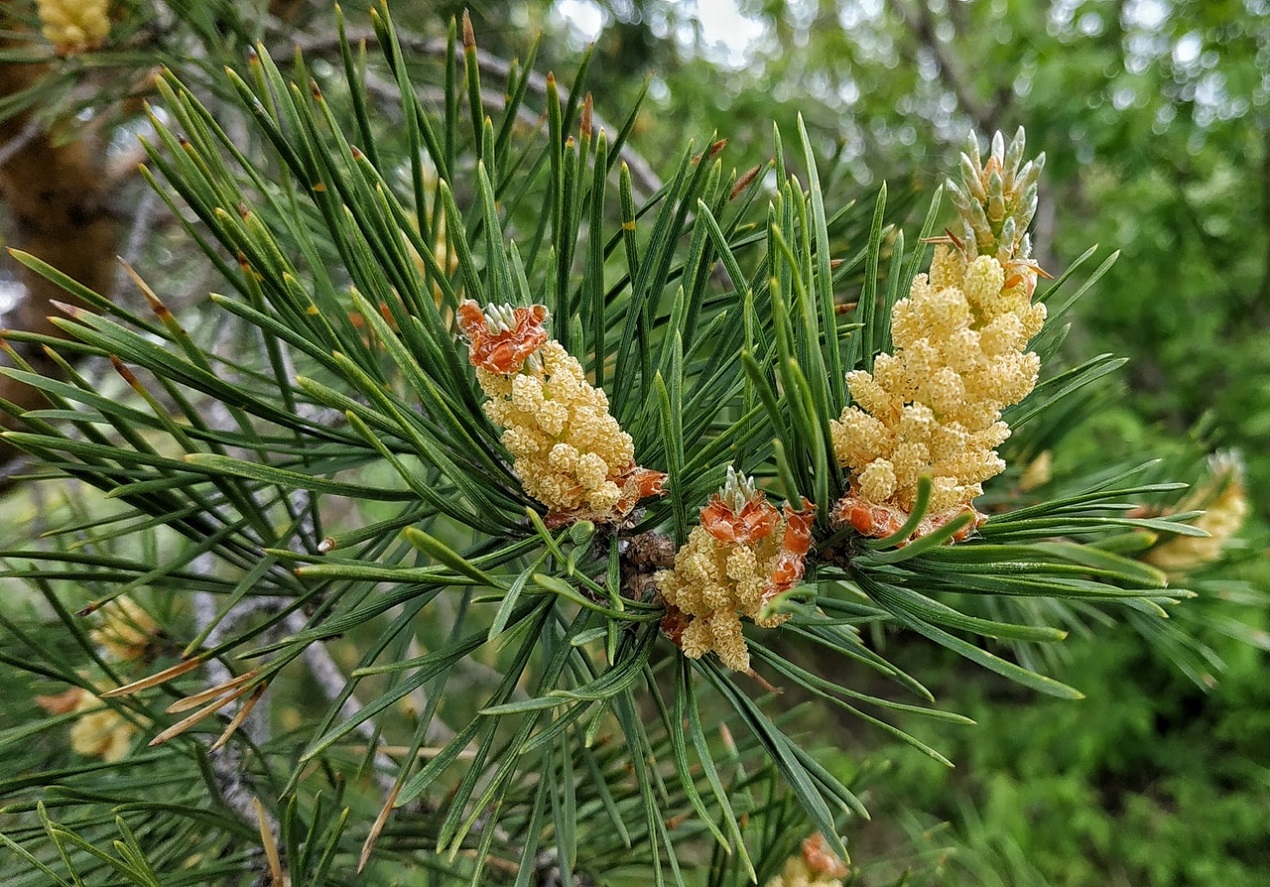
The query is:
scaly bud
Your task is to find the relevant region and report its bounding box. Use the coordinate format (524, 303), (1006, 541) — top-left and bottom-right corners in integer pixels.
(947, 128), (1045, 265)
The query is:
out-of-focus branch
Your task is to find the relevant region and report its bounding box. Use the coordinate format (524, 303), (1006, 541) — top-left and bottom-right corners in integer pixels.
(0, 49), (119, 470)
(888, 0), (1003, 134)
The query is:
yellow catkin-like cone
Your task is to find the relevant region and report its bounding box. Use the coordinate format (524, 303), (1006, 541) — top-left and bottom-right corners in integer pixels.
(90, 596), (158, 662)
(656, 469), (814, 672)
(458, 300), (665, 525)
(1018, 449), (1053, 492)
(1147, 453), (1249, 572)
(765, 834), (848, 887)
(38, 0), (111, 55)
(831, 128), (1047, 543)
(69, 690), (137, 762)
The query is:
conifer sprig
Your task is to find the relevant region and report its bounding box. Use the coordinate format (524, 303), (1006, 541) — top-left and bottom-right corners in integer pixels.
(0, 4), (1248, 884)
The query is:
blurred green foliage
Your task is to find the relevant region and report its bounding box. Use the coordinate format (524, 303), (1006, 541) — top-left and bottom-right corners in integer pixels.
(859, 612), (1270, 887)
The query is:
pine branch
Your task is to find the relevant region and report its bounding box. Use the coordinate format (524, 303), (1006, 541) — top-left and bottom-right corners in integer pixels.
(290, 25), (664, 198)
(0, 6), (1254, 884)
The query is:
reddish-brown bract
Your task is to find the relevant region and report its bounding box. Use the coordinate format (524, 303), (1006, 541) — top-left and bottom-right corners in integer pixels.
(658, 601), (691, 648)
(694, 487), (815, 598)
(614, 463), (669, 515)
(832, 486), (983, 545)
(769, 500), (815, 594)
(700, 494), (780, 545)
(801, 833), (849, 879)
(457, 299), (549, 374)
(832, 493), (908, 540)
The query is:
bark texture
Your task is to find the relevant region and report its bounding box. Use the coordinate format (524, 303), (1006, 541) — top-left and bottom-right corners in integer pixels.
(0, 46), (119, 471)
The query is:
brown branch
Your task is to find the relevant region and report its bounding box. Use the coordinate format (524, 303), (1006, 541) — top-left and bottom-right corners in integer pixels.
(0, 49), (119, 470)
(887, 0), (1002, 134)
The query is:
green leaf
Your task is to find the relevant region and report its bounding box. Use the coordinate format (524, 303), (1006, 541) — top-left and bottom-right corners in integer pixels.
(403, 527), (508, 589)
(860, 575), (1084, 699)
(182, 453), (414, 500)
